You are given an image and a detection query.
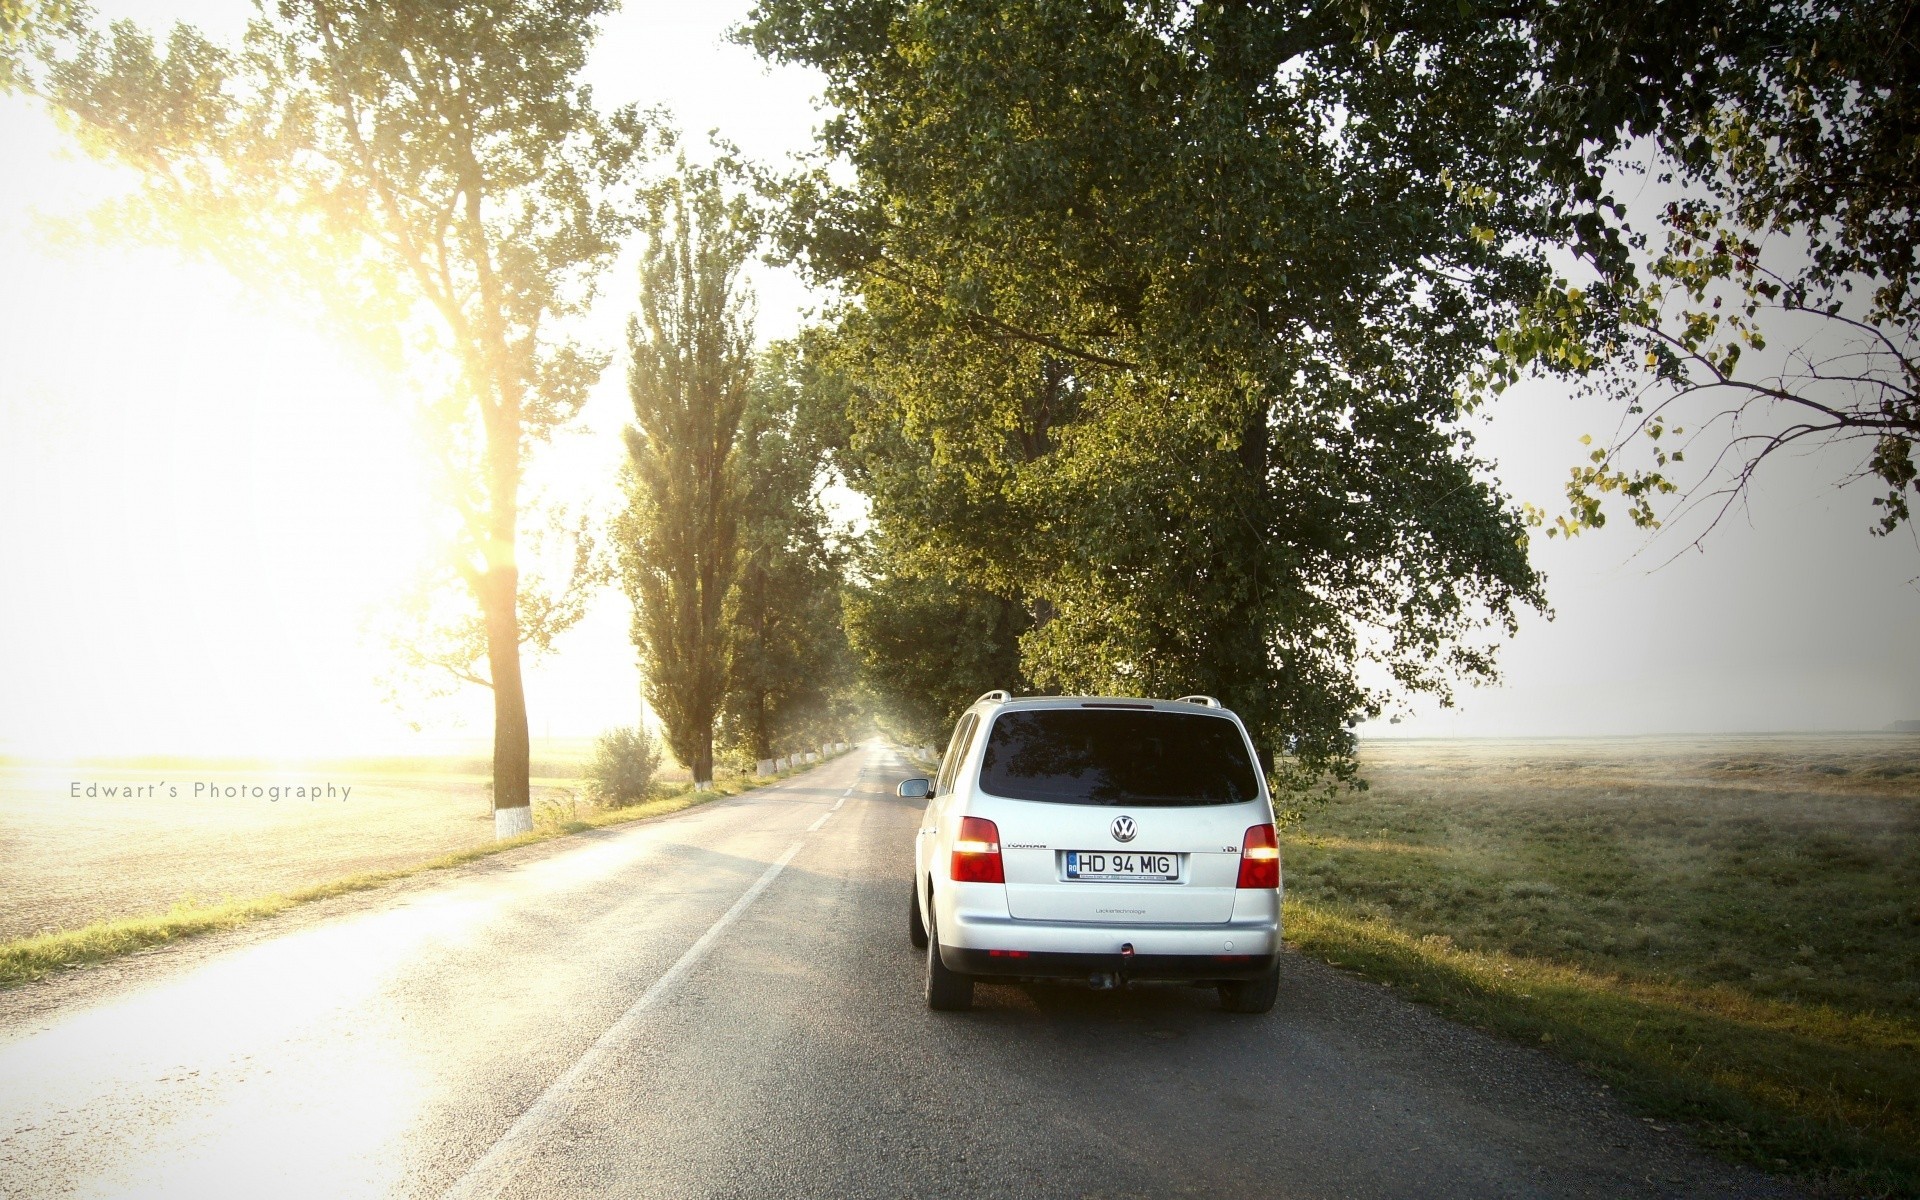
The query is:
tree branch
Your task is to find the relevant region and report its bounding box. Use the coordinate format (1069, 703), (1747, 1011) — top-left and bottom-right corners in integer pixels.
(865, 256), (1142, 372)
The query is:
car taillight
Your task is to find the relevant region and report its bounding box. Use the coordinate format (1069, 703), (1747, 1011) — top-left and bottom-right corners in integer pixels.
(950, 816), (1005, 883)
(1237, 823), (1280, 889)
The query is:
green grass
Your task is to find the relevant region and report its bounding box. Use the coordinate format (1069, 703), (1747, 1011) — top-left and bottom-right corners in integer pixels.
(0, 754), (844, 991)
(1284, 737), (1920, 1196)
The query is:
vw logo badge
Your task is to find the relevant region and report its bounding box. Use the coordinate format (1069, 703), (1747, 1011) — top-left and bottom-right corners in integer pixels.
(1110, 815), (1137, 843)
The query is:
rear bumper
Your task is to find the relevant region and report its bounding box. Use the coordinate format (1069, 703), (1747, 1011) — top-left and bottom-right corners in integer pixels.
(942, 945), (1278, 981)
(934, 901), (1281, 982)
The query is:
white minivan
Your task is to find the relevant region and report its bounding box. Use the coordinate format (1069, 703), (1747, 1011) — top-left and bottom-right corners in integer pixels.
(900, 692), (1282, 1013)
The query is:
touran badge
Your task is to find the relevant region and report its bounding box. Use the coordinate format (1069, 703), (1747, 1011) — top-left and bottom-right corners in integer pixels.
(1110, 815), (1137, 843)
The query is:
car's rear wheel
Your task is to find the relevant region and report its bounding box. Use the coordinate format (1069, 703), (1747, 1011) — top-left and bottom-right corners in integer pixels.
(924, 908), (974, 1011)
(908, 882), (929, 949)
(1217, 962), (1280, 1014)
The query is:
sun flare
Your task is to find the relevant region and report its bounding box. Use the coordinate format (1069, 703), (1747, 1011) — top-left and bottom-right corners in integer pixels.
(1, 97), (452, 757)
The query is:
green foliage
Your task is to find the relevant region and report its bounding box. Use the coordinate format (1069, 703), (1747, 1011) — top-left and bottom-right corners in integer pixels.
(584, 725), (663, 807)
(720, 343), (860, 760)
(744, 0), (1552, 793)
(1497, 195), (1916, 544)
(619, 161), (757, 786)
(0, 0), (68, 88)
(38, 2), (648, 448)
(842, 548), (1029, 747)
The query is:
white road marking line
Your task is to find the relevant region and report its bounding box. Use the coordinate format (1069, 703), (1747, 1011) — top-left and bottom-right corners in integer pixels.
(832, 797), (844, 810)
(807, 811), (831, 832)
(441, 838), (806, 1200)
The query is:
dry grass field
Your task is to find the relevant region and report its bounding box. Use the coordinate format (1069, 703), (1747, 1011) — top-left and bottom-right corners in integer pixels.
(1285, 733), (1920, 1195)
(0, 741), (816, 989)
(0, 741), (618, 943)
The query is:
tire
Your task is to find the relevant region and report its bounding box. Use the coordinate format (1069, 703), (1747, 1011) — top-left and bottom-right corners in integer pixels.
(924, 909), (974, 1011)
(1217, 962), (1280, 1014)
(908, 882), (929, 949)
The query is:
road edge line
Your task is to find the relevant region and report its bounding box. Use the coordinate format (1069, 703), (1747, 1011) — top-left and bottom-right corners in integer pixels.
(441, 837), (808, 1200)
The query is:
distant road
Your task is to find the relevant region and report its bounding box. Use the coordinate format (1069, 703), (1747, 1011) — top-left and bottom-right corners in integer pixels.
(0, 745), (1797, 1198)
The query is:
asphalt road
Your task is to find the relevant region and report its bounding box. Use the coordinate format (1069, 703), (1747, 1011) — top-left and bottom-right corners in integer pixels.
(0, 744), (1799, 1199)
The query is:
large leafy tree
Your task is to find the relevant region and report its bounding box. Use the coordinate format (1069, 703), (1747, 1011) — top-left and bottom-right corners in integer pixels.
(619, 163), (756, 789)
(25, 1), (648, 833)
(744, 0), (1557, 794)
(720, 344), (858, 763)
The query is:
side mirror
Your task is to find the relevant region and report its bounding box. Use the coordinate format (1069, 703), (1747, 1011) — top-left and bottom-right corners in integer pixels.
(896, 777), (932, 800)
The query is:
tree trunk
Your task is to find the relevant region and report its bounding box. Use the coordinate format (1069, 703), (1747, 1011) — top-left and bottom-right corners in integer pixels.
(482, 564), (533, 836)
(751, 691), (770, 762)
(690, 723), (714, 790)
(1227, 403), (1271, 725)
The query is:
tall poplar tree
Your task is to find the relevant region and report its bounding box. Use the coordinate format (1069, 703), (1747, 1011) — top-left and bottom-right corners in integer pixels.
(619, 164), (755, 788)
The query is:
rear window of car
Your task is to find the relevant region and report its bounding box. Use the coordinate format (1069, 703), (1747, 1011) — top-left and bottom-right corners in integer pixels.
(976, 708), (1261, 806)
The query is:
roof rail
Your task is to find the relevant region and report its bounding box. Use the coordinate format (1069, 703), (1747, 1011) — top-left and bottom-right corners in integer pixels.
(975, 689), (1013, 704)
(1175, 694), (1222, 708)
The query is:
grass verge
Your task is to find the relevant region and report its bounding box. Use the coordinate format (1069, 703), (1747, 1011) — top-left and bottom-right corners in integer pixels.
(1284, 736), (1920, 1197)
(1286, 901), (1918, 1196)
(0, 755), (847, 992)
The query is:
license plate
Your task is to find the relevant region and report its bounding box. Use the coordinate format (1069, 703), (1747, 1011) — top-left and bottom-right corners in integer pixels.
(1064, 851), (1178, 881)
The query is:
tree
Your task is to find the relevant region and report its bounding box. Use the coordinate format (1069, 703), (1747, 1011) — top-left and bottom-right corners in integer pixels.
(773, 324), (1030, 747)
(743, 0), (1553, 796)
(1479, 1), (1919, 544)
(745, 0), (1920, 793)
(619, 163), (756, 789)
(720, 344), (857, 763)
(28, 1), (648, 834)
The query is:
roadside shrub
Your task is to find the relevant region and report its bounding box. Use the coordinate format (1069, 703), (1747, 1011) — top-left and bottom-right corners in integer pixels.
(534, 790), (581, 830)
(716, 742), (757, 778)
(586, 726), (662, 808)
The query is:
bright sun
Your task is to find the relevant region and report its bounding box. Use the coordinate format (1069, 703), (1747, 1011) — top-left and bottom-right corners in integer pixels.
(0, 95), (461, 758)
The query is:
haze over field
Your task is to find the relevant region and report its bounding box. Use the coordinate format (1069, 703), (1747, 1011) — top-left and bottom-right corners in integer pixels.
(1, 0), (1916, 758)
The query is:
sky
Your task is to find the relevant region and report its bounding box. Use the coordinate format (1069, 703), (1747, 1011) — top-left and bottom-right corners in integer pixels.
(0, 1), (1915, 759)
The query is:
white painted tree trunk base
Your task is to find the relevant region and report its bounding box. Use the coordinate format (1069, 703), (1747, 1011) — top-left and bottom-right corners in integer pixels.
(693, 779), (713, 791)
(494, 805), (533, 839)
